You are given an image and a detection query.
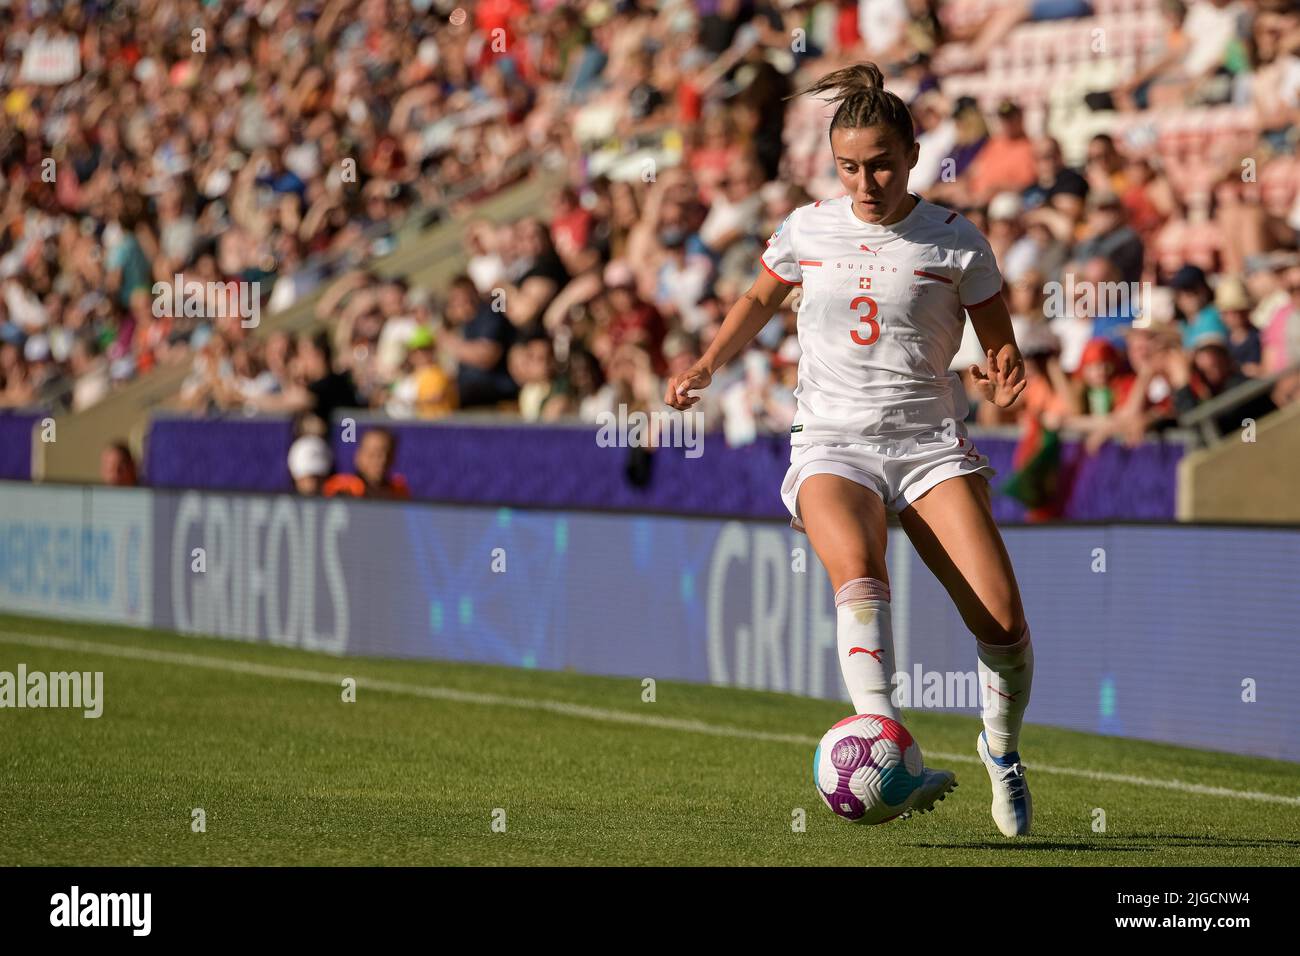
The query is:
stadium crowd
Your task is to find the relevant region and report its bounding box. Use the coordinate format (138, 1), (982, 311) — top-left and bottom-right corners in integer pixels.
(3, 0), (1300, 471)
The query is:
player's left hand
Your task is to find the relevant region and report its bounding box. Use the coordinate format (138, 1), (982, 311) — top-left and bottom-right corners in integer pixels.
(969, 346), (1027, 409)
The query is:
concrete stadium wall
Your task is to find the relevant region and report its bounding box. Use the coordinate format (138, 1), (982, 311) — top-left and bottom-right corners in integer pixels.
(1179, 401), (1300, 524)
(0, 481), (1296, 763)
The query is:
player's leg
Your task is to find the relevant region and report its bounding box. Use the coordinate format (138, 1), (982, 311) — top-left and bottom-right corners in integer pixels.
(797, 471), (958, 818)
(796, 473), (898, 721)
(897, 473), (1033, 834)
(898, 473), (1033, 746)
(899, 472), (1027, 646)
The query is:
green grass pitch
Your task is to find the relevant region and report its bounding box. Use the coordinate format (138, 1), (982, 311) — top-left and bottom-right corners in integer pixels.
(1, 612), (1298, 866)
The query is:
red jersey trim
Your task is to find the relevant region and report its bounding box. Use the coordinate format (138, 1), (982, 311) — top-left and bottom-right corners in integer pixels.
(760, 259), (801, 286)
(913, 269), (953, 284)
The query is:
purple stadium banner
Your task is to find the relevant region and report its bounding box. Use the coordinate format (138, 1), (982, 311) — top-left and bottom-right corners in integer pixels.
(144, 415), (1185, 523)
(147, 415), (297, 492)
(0, 412), (39, 481)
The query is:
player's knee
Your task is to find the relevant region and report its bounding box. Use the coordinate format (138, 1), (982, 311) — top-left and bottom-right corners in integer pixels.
(827, 560), (887, 595)
(972, 610), (1027, 648)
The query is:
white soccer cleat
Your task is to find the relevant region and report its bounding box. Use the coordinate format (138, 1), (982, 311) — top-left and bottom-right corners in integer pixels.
(898, 767), (958, 819)
(977, 731), (1032, 836)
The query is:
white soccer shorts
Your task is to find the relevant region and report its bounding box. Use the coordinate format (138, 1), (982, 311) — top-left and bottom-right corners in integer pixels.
(781, 428), (996, 531)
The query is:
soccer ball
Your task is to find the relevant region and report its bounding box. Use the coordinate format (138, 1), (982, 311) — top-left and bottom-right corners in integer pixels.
(813, 714), (925, 824)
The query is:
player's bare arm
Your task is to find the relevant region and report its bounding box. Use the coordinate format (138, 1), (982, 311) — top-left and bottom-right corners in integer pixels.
(664, 268), (794, 410)
(967, 294), (1028, 409)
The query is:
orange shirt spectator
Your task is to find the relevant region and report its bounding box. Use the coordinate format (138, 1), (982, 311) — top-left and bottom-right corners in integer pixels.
(322, 428), (411, 500)
(966, 102), (1037, 202)
(322, 472), (410, 499)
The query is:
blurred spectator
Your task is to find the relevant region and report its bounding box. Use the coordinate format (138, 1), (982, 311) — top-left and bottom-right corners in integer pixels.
(1083, 257), (1137, 344)
(1214, 276), (1263, 376)
(1084, 134), (1131, 197)
(1119, 157), (1175, 244)
(1171, 265), (1230, 348)
(1246, 253), (1293, 338)
(1076, 337), (1137, 417)
(550, 186), (597, 276)
(100, 440), (138, 487)
(987, 193), (1038, 282)
(910, 91), (958, 192)
(323, 427), (410, 500)
(605, 260), (668, 373)
(1016, 324), (1073, 427)
(294, 332), (361, 421)
(1172, 0), (1248, 106)
(940, 97), (990, 192)
(1119, 324), (1179, 431)
(584, 342), (662, 424)
(1073, 192), (1144, 286)
(654, 206), (717, 339)
(967, 101), (1037, 204)
(465, 219), (509, 296)
(503, 218), (571, 330)
(1172, 331), (1278, 436)
(698, 154), (766, 256)
(288, 435), (333, 496)
(1115, 0), (1192, 111)
(946, 0), (1095, 68)
(442, 275), (519, 408)
(1263, 260), (1300, 376)
(1023, 138), (1090, 215)
(507, 334), (558, 422)
(387, 327), (455, 420)
(548, 346), (606, 421)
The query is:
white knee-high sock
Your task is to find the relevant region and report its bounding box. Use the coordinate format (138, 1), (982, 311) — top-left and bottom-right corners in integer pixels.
(835, 577), (900, 721)
(977, 626), (1034, 757)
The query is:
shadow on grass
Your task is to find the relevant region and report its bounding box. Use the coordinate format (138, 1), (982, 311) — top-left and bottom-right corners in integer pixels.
(1096, 832), (1300, 849)
(906, 832), (1300, 852)
(903, 840), (1144, 852)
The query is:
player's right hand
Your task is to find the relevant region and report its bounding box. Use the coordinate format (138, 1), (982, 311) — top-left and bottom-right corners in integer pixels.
(665, 363), (712, 410)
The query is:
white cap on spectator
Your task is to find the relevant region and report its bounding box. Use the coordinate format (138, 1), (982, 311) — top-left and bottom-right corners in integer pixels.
(988, 192), (1023, 222)
(288, 435), (333, 480)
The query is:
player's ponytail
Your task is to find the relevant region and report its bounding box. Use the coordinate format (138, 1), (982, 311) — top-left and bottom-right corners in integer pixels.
(787, 62), (915, 151)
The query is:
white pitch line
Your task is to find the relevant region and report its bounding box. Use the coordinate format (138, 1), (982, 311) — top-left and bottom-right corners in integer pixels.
(4, 630), (1299, 807)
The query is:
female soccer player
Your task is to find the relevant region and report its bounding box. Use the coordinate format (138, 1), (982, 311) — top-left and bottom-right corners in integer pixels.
(666, 64), (1034, 836)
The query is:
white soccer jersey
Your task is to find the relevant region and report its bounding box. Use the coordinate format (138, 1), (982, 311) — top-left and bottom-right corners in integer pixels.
(761, 193), (1004, 445)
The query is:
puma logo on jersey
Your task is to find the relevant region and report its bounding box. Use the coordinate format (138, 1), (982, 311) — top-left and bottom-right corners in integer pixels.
(859, 244), (880, 255)
(849, 647), (885, 661)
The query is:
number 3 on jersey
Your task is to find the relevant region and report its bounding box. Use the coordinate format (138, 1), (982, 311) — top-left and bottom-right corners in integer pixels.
(849, 294), (880, 346)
